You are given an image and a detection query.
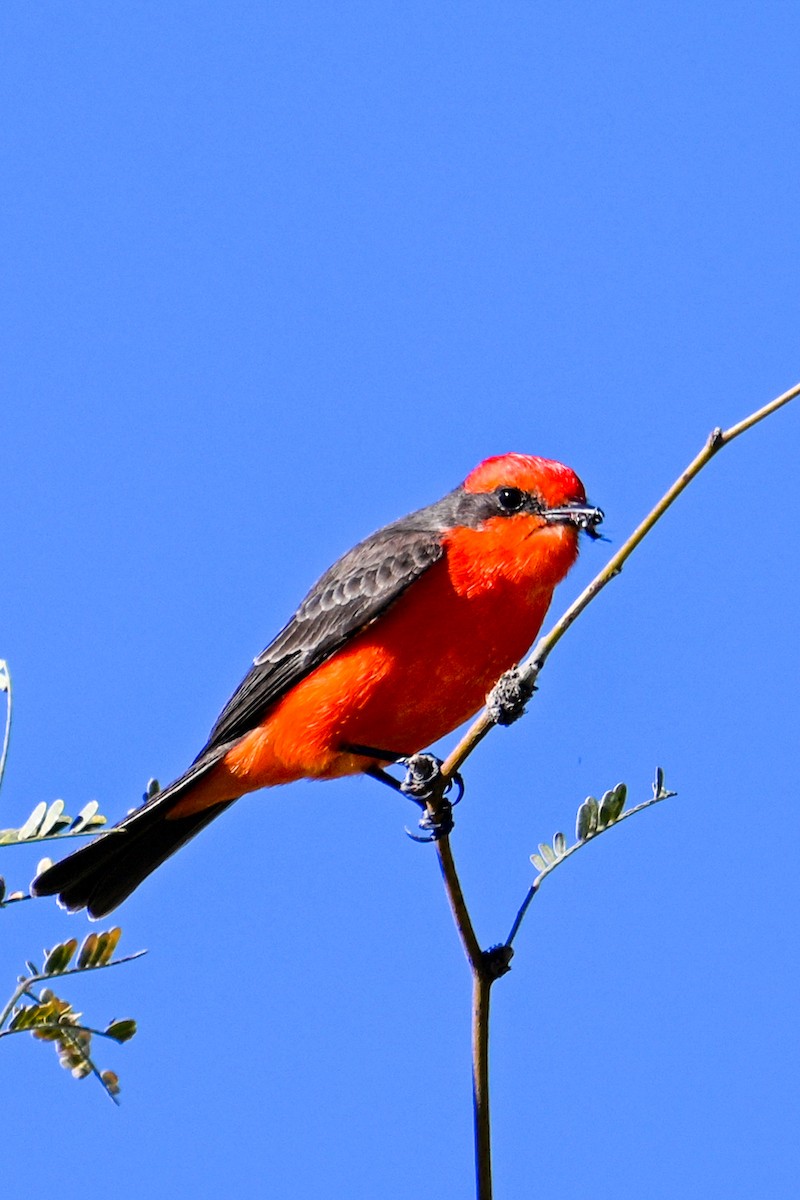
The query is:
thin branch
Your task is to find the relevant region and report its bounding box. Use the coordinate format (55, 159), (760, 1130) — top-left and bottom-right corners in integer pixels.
(0, 826), (119, 848)
(434, 827), (497, 1200)
(0, 980), (41, 1033)
(473, 971), (493, 1200)
(435, 836), (482, 969)
(722, 381), (800, 440)
(58, 1023), (122, 1105)
(0, 1021), (128, 1043)
(0, 951), (146, 1030)
(503, 889), (536, 952)
(439, 380), (800, 781)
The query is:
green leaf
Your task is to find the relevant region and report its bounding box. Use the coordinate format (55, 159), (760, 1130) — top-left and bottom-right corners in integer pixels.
(608, 783), (628, 822)
(71, 800), (100, 832)
(538, 843), (556, 865)
(60, 938), (78, 969)
(43, 945), (65, 975)
(95, 927), (122, 965)
(9, 1006), (33, 1031)
(553, 832), (567, 858)
(598, 784), (626, 827)
(531, 853), (547, 872)
(17, 802), (47, 840)
(43, 938), (78, 975)
(77, 933), (98, 969)
(105, 1018), (137, 1043)
(38, 801), (67, 837)
(576, 797), (598, 841)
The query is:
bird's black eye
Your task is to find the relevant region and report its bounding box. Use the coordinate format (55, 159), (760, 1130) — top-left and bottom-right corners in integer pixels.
(497, 487), (526, 513)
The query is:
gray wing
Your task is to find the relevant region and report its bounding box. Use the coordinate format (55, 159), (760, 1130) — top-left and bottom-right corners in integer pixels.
(196, 524), (445, 758)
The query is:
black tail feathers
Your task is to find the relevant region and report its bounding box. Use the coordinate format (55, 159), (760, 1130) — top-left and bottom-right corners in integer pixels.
(32, 794), (233, 919)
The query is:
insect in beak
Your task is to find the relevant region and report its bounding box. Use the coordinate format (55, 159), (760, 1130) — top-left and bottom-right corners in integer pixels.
(543, 503), (605, 539)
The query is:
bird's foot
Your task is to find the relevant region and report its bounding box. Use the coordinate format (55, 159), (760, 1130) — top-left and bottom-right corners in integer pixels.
(487, 666), (535, 726)
(399, 752), (464, 804)
(356, 746), (464, 841)
(400, 753), (464, 842)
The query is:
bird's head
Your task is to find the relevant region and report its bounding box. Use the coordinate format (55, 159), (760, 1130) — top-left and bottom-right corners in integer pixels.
(428, 452), (604, 597)
(462, 452), (604, 539)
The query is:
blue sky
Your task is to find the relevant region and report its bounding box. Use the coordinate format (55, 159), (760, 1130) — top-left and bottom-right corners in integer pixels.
(3, 5), (799, 1197)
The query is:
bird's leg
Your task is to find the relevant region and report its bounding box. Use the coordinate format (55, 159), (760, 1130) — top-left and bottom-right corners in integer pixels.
(343, 743), (464, 842)
(342, 741), (405, 765)
(486, 666), (535, 726)
(341, 742), (410, 795)
(364, 764), (404, 793)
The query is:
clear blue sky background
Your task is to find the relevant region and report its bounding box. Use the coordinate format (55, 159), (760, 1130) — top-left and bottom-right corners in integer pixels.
(3, 5), (799, 1198)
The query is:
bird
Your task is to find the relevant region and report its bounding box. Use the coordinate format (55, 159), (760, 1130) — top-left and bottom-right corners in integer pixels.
(33, 452), (602, 918)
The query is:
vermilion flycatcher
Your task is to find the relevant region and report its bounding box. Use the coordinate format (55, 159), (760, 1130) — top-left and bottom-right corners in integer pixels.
(34, 453), (602, 917)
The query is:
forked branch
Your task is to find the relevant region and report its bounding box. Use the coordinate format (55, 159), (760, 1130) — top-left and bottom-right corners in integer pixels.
(425, 380), (799, 1200)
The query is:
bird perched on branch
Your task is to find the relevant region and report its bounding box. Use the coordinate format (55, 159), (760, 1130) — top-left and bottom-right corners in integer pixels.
(33, 453), (602, 917)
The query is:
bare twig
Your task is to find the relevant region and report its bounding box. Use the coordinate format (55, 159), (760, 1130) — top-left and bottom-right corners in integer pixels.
(439, 380), (800, 782)
(472, 971), (492, 1200)
(435, 837), (482, 968)
(429, 828), (494, 1198)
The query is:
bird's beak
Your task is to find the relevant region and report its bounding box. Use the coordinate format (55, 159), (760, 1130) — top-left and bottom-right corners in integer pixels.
(543, 502), (605, 539)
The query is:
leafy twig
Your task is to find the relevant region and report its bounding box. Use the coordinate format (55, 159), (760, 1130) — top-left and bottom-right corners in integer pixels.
(0, 929), (144, 1103)
(0, 798), (108, 847)
(506, 770), (676, 947)
(0, 797), (113, 910)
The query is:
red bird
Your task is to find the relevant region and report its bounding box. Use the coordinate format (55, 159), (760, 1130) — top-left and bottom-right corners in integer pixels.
(33, 453), (602, 917)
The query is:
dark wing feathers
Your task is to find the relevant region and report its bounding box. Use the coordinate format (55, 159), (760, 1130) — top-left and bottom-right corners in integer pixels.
(198, 525), (445, 756)
(32, 485), (490, 915)
(36, 525), (445, 912)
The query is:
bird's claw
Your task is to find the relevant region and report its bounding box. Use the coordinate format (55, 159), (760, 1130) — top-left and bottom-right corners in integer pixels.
(404, 800), (455, 842)
(487, 667), (535, 726)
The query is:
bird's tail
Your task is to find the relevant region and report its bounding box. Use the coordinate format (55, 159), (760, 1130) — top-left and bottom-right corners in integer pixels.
(32, 758), (234, 919)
